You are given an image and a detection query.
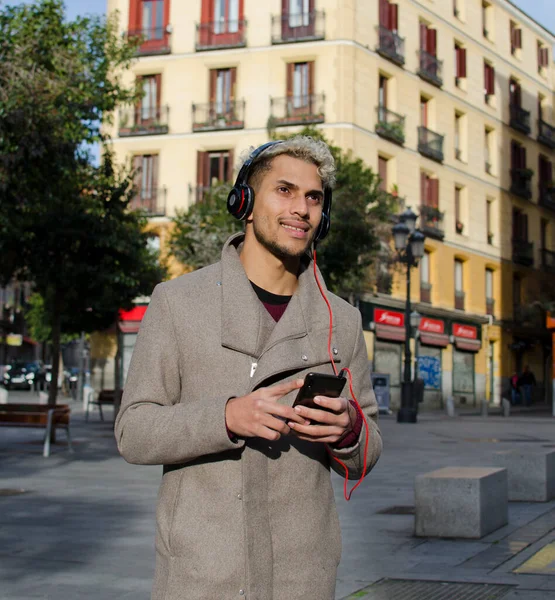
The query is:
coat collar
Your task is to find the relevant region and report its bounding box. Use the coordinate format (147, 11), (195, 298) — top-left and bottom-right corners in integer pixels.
(220, 233), (332, 358)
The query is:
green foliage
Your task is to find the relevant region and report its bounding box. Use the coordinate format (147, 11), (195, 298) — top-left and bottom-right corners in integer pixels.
(169, 185), (244, 271)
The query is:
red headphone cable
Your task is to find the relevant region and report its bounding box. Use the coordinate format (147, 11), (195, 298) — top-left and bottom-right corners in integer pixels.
(312, 249), (370, 501)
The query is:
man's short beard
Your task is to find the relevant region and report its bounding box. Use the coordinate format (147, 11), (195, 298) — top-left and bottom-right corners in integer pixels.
(253, 219), (314, 260)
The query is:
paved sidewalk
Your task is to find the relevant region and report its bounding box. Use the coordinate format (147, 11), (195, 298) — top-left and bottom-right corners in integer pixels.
(1, 392), (555, 599)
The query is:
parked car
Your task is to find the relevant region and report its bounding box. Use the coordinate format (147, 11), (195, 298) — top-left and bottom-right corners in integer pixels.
(3, 361), (44, 391)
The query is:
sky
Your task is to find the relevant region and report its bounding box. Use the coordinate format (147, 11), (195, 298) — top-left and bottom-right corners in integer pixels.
(61, 0), (555, 35)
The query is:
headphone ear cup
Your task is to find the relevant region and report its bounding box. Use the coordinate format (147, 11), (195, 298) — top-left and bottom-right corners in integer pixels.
(227, 185), (254, 220)
(315, 213), (330, 242)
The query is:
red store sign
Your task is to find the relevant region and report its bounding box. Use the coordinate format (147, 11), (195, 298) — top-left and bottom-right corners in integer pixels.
(419, 317), (445, 334)
(374, 308), (404, 327)
(453, 323), (477, 339)
(418, 317), (449, 348)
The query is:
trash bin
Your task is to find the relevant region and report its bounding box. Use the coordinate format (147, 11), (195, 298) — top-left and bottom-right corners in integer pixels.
(371, 373), (390, 414)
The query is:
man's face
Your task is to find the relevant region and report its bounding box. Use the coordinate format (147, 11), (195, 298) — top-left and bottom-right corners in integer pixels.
(247, 154), (324, 260)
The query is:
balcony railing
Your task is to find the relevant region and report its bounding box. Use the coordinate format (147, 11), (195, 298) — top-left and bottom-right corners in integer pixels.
(455, 290), (465, 311)
(420, 282), (432, 303)
(538, 119), (555, 149)
(196, 20), (247, 51)
(418, 50), (443, 87)
(130, 188), (167, 217)
(269, 94), (325, 127)
(486, 298), (495, 317)
(418, 126), (444, 162)
(128, 27), (171, 56)
(192, 100), (245, 132)
(271, 11), (325, 44)
(512, 239), (534, 267)
(420, 205), (445, 240)
(510, 168), (533, 200)
(377, 26), (405, 66)
(539, 183), (555, 211)
(119, 106), (169, 137)
(509, 104), (531, 135)
(376, 106), (405, 145)
(542, 249), (555, 273)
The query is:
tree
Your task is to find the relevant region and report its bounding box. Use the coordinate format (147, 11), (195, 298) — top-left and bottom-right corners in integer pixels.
(169, 127), (397, 295)
(0, 1), (163, 405)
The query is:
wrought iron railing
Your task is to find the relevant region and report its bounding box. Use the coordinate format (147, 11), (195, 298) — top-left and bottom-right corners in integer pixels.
(538, 119), (555, 149)
(539, 183), (555, 211)
(269, 94), (325, 127)
(376, 106), (405, 145)
(542, 249), (555, 273)
(195, 20), (247, 50)
(509, 104), (531, 135)
(510, 168), (533, 200)
(377, 26), (405, 66)
(192, 100), (245, 132)
(129, 188), (167, 216)
(512, 239), (534, 267)
(271, 11), (325, 43)
(418, 50), (443, 87)
(119, 106), (169, 137)
(418, 126), (444, 162)
(127, 27), (172, 56)
(419, 205), (445, 240)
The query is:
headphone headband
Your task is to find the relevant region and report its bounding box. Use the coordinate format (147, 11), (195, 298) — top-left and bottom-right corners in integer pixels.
(227, 140), (332, 243)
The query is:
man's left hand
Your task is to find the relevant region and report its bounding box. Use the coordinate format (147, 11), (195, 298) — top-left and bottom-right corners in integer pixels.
(288, 396), (357, 444)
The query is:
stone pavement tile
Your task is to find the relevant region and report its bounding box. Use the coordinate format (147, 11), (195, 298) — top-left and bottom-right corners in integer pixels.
(503, 591), (555, 599)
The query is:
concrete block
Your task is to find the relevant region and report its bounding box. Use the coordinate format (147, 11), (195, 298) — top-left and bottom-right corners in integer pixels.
(492, 449), (555, 502)
(415, 467), (508, 539)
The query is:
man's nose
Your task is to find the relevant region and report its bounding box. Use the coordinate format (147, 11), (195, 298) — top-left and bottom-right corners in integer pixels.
(289, 193), (309, 217)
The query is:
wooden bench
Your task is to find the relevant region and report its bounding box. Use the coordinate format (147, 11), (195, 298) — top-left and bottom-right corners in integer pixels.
(0, 403), (73, 458)
(85, 389), (122, 422)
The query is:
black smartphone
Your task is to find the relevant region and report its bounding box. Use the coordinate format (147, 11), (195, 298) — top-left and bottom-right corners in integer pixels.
(292, 372), (347, 412)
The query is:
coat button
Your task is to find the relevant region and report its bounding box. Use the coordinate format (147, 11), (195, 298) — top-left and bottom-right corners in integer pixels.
(239, 590), (245, 596)
(333, 347), (338, 355)
(216, 281), (222, 286)
(237, 493), (242, 500)
(301, 354), (308, 361)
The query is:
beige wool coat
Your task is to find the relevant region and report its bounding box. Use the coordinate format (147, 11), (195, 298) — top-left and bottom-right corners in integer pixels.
(115, 233), (382, 600)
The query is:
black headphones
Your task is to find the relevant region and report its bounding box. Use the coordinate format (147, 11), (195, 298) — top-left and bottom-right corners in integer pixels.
(226, 140), (332, 243)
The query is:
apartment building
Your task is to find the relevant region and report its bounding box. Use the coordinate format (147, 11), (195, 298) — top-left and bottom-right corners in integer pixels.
(106, 0), (555, 409)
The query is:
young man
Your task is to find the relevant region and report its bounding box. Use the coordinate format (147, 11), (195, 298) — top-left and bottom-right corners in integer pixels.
(115, 136), (382, 600)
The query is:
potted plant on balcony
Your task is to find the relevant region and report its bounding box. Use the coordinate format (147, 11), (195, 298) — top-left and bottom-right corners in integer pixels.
(456, 220), (464, 234)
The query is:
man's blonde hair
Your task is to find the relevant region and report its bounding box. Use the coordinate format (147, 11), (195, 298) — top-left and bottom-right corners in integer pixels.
(238, 135), (336, 191)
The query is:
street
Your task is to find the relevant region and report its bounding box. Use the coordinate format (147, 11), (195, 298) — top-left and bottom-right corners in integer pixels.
(1, 391), (555, 599)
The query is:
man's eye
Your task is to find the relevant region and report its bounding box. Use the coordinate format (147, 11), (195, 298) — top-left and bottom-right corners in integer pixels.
(308, 194), (322, 203)
(278, 186), (289, 193)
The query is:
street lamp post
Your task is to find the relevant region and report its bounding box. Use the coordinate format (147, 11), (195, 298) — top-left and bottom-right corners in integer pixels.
(392, 208), (426, 423)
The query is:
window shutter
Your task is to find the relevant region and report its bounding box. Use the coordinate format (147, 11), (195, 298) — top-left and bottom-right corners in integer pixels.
(226, 149), (234, 182)
(420, 23), (427, 50)
(286, 62), (294, 96)
(133, 155), (143, 191)
(390, 4), (398, 31)
(510, 22), (516, 53)
(209, 69), (218, 104)
(510, 142), (518, 169)
(421, 172), (427, 205)
(515, 28), (522, 49)
(540, 46), (549, 68)
(522, 213), (528, 241)
(151, 155), (159, 193)
(201, 0), (212, 23)
(197, 151), (207, 188)
(520, 146), (526, 170)
(308, 61), (314, 96)
(427, 28), (437, 56)
(230, 68), (237, 100)
(429, 178), (439, 208)
(128, 0), (140, 32)
(379, 0), (389, 28)
(458, 47), (467, 77)
(378, 157), (388, 191)
(155, 74), (162, 109)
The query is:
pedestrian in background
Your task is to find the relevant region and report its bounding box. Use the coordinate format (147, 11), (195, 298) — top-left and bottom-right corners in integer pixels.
(518, 365), (536, 406)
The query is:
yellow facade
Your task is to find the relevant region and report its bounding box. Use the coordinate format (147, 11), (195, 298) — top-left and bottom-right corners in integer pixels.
(106, 0), (555, 408)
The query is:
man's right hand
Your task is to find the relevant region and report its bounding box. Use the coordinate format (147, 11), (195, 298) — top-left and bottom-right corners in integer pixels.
(225, 379), (307, 441)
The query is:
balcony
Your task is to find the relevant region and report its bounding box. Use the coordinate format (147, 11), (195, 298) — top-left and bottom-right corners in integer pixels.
(195, 20), (247, 51)
(128, 27), (171, 56)
(486, 298), (495, 317)
(271, 11), (325, 44)
(418, 50), (443, 87)
(377, 26), (405, 66)
(512, 239), (534, 267)
(269, 94), (325, 127)
(376, 106), (405, 145)
(510, 168), (533, 200)
(455, 290), (465, 311)
(538, 119), (555, 150)
(130, 188), (167, 217)
(509, 104), (531, 135)
(192, 100), (245, 132)
(418, 126), (444, 162)
(419, 205), (445, 240)
(420, 282), (432, 303)
(118, 106), (169, 137)
(542, 249), (555, 273)
(539, 183), (555, 211)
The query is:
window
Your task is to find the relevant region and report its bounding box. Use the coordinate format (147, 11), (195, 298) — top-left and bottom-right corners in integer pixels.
(486, 198), (494, 244)
(420, 22), (437, 58)
(379, 74), (388, 108)
(538, 41), (550, 73)
(378, 156), (388, 192)
(455, 186), (464, 233)
(484, 127), (494, 174)
(453, 0), (461, 19)
(198, 0), (245, 48)
(510, 140), (527, 171)
(139, 74), (161, 121)
(541, 218), (548, 251)
(196, 149), (234, 200)
(509, 78), (522, 108)
(454, 43), (466, 85)
(420, 250), (431, 303)
(510, 20), (522, 56)
(141, 0), (165, 38)
(210, 68), (236, 114)
(131, 154), (160, 212)
(420, 96), (429, 127)
(214, 0), (240, 33)
(486, 269), (494, 315)
(379, 0), (398, 32)
(287, 61), (313, 108)
(484, 61), (495, 100)
(455, 259), (464, 309)
(421, 173), (439, 207)
(513, 274), (522, 310)
(482, 1), (492, 39)
(538, 93), (545, 122)
(129, 0), (170, 54)
(539, 154), (553, 194)
(454, 112), (465, 161)
(288, 0), (310, 27)
(512, 207), (528, 242)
